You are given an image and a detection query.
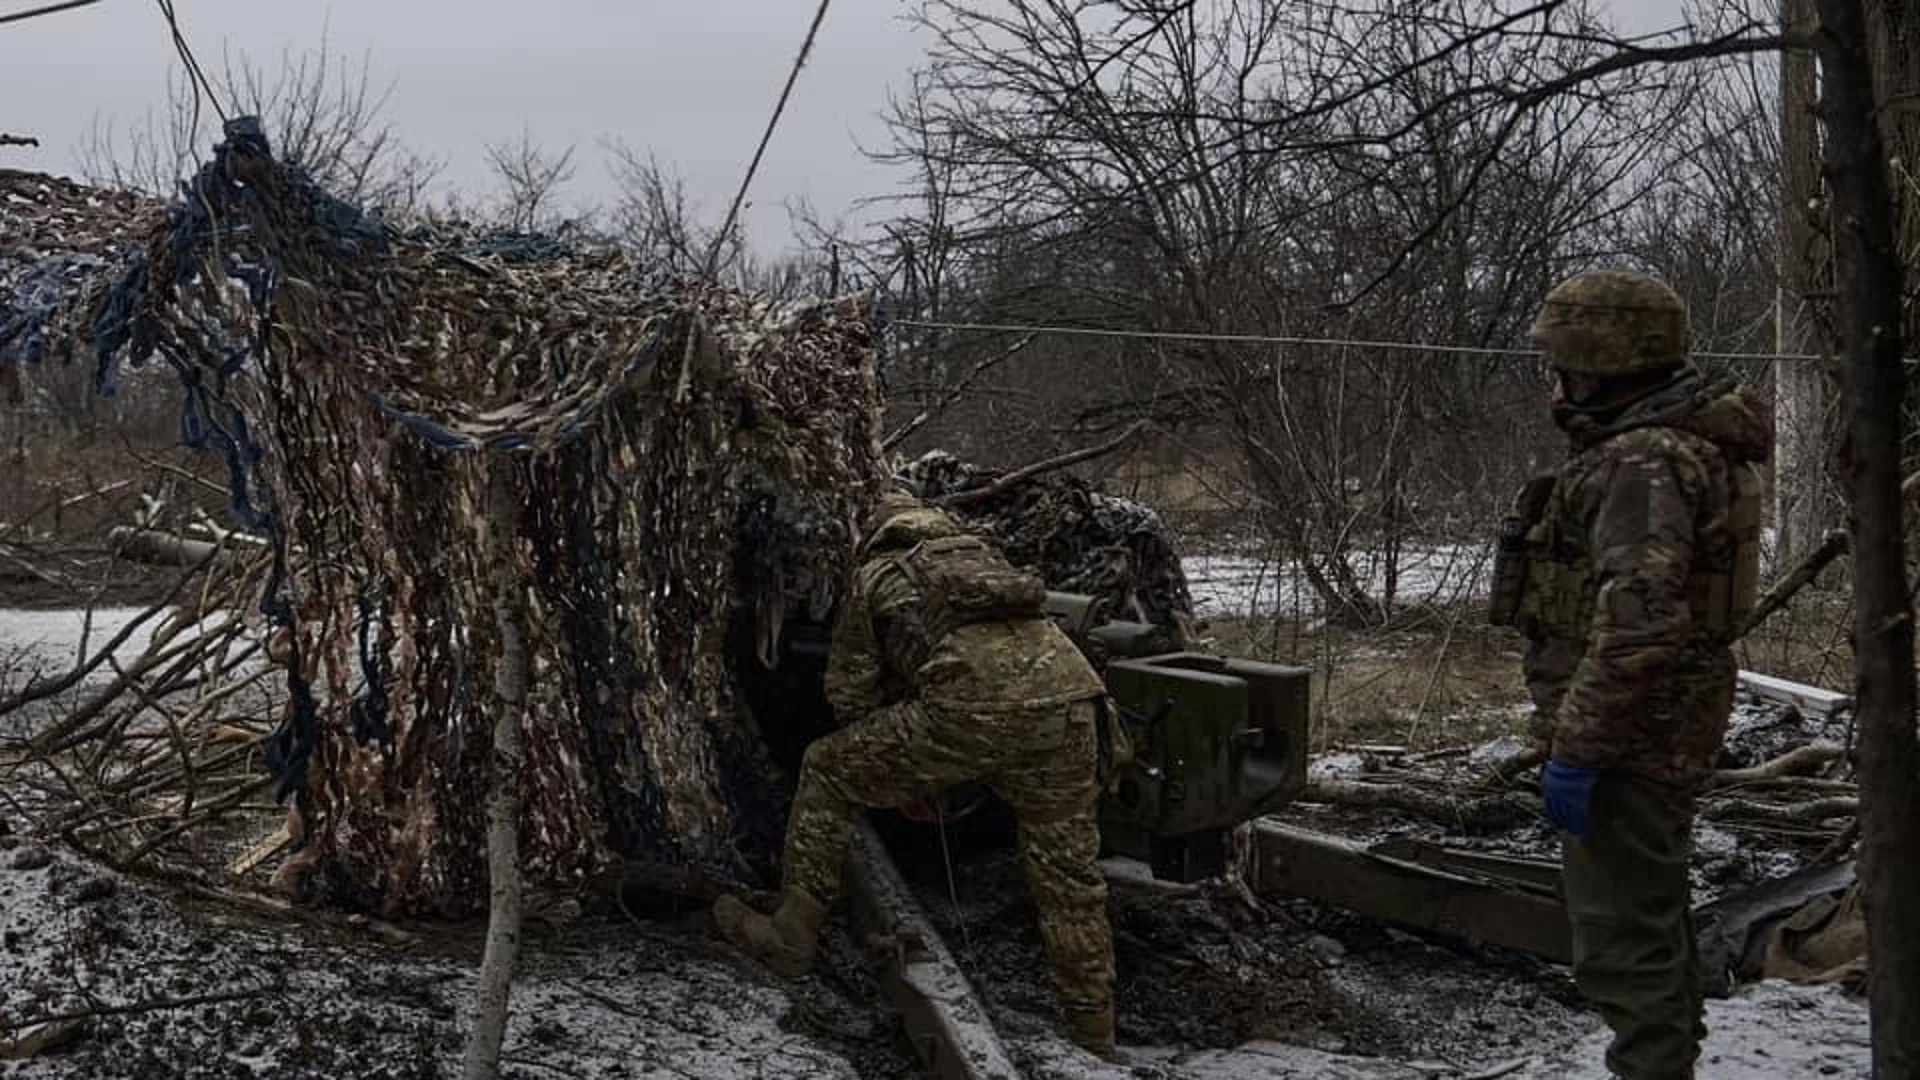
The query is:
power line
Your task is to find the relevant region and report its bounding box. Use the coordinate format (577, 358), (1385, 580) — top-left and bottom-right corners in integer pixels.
(890, 317), (1863, 364)
(0, 0), (104, 27)
(153, 0), (229, 127)
(702, 0), (831, 281)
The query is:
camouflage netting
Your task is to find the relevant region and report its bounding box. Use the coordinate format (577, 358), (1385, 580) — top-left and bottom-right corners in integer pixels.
(897, 449), (1196, 633)
(13, 118), (887, 917)
(5, 118), (1202, 919)
(1, 170), (161, 384)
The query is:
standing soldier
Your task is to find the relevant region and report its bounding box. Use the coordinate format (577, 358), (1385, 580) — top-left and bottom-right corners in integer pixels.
(713, 489), (1120, 1059)
(1492, 269), (1771, 1079)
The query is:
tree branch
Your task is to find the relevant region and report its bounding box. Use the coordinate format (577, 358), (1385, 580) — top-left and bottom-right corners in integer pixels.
(934, 420), (1150, 507)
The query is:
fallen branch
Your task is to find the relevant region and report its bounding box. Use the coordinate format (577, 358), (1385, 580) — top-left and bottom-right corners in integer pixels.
(164, 877), (415, 944)
(1700, 796), (1859, 825)
(1704, 775), (1857, 798)
(1734, 529), (1849, 639)
(934, 420), (1150, 508)
(1, 985), (275, 1032)
(1479, 745), (1547, 788)
(107, 527), (231, 569)
(1463, 1059), (1533, 1080)
(0, 1019), (85, 1061)
(1705, 744), (1847, 790)
(1298, 779), (1538, 831)
(1815, 818), (1862, 863)
(882, 333), (1035, 451)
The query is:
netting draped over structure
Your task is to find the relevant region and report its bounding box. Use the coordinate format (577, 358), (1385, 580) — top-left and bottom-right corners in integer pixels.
(20, 117), (885, 916)
(0, 171), (160, 407)
(899, 450), (1195, 631)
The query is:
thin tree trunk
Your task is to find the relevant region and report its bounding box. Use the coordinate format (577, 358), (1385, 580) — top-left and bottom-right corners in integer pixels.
(1776, 0), (1830, 567)
(1812, 1), (1920, 1073)
(463, 462), (530, 1080)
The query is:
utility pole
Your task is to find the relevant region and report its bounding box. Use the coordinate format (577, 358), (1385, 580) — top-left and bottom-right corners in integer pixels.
(1774, 0), (1827, 568)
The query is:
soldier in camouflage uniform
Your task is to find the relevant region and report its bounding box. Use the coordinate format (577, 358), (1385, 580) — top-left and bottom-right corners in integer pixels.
(713, 489), (1120, 1058)
(1494, 269), (1770, 1079)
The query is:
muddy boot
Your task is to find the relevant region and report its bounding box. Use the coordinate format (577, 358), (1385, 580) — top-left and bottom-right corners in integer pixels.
(1064, 1005), (1117, 1061)
(712, 890), (827, 978)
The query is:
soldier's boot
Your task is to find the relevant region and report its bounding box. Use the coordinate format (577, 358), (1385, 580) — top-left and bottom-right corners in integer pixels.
(1064, 1004), (1117, 1060)
(713, 889), (828, 979)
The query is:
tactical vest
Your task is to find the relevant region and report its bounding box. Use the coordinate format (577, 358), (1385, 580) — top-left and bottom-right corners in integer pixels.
(883, 534), (1050, 674)
(1489, 433), (1763, 644)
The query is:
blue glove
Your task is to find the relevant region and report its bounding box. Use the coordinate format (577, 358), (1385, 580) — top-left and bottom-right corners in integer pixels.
(1541, 760), (1600, 839)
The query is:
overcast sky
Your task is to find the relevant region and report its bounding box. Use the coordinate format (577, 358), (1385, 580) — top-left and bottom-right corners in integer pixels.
(2, 0), (1693, 255)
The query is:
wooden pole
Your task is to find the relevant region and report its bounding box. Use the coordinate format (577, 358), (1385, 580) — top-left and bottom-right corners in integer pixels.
(462, 461), (530, 1080)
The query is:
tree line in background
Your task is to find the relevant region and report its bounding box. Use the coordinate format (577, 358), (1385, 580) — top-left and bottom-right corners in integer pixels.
(6, 0), (1920, 1072)
(31, 2), (1811, 624)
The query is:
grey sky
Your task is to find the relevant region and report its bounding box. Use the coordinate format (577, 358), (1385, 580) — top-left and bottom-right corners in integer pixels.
(1, 0), (1691, 255)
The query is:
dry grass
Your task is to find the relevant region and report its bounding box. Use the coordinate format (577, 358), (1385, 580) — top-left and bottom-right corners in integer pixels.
(1195, 612), (1530, 755)
(1195, 589), (1858, 757)
(1735, 589), (1856, 690)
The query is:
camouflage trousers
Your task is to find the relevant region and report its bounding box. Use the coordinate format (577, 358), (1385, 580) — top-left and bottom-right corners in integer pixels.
(780, 697), (1114, 1017)
(1562, 773), (1704, 1080)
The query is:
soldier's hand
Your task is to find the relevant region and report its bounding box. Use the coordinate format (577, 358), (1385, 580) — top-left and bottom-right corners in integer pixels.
(1541, 759), (1599, 838)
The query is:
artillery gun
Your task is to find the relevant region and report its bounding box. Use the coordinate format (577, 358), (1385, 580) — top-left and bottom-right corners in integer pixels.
(1040, 591), (1310, 881)
(769, 591), (1312, 884)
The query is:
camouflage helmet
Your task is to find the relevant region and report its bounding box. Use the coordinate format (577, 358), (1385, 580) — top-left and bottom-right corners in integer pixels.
(1530, 269), (1689, 377)
(857, 487), (959, 557)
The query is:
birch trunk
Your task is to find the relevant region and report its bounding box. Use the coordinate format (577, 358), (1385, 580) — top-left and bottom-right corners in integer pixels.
(462, 462), (529, 1080)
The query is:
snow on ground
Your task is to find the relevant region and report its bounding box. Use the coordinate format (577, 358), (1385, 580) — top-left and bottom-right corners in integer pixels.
(1120, 979), (1870, 1078)
(1517, 981), (1869, 1080)
(0, 838), (885, 1079)
(1010, 980), (1870, 1080)
(0, 605), (1875, 1079)
(0, 607), (152, 673)
(0, 830), (1871, 1079)
(1183, 547), (1491, 620)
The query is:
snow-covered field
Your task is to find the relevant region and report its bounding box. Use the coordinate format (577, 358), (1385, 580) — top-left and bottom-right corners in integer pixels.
(1184, 546), (1492, 620)
(0, 606), (154, 671)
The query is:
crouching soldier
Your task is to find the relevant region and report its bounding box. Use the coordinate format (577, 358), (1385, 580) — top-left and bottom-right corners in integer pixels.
(713, 489), (1120, 1059)
(1493, 268), (1770, 1079)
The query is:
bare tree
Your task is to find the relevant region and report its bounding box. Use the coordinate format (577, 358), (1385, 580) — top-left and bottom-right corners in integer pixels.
(482, 130), (577, 234)
(871, 0), (1714, 624)
(600, 138), (839, 298)
(80, 37), (442, 212)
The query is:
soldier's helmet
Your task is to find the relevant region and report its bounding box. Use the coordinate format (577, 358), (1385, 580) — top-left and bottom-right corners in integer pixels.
(857, 485), (958, 557)
(1530, 269), (1689, 377)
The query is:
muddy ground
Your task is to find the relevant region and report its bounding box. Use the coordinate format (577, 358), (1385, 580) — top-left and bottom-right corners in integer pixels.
(0, 831), (916, 1080)
(0, 775), (1873, 1080)
(910, 849), (1590, 1073)
(0, 606), (1871, 1078)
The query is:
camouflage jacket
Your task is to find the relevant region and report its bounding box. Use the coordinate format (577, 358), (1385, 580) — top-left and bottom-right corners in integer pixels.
(1519, 372), (1772, 785)
(824, 544), (1106, 721)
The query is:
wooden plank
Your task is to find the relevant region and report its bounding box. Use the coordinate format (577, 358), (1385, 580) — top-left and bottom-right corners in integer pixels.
(1739, 670), (1852, 718)
(226, 823), (292, 877)
(844, 821), (1023, 1080)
